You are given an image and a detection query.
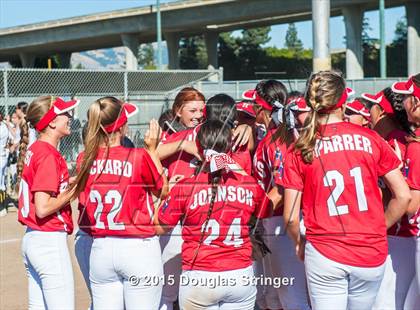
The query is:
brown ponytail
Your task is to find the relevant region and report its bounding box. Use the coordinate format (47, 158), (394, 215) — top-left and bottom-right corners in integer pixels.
(15, 96), (54, 191)
(295, 71), (345, 163)
(190, 170), (222, 267)
(70, 97), (123, 199)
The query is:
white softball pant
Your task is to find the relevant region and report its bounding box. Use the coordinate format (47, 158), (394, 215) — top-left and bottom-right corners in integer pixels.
(74, 229), (93, 307)
(90, 236), (163, 310)
(21, 228), (75, 310)
(179, 266), (256, 310)
(305, 241), (385, 310)
(404, 236), (420, 310)
(373, 235), (416, 310)
(159, 222), (183, 310)
(265, 216), (310, 310)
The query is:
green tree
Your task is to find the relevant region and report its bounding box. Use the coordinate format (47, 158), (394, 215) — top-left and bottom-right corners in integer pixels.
(179, 35), (207, 69)
(285, 23), (303, 54)
(138, 43), (156, 69)
(392, 16), (407, 46)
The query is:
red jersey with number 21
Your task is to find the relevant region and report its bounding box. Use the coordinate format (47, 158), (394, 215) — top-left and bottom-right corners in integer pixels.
(78, 146), (163, 238)
(159, 171), (270, 272)
(18, 140), (73, 234)
(283, 122), (400, 267)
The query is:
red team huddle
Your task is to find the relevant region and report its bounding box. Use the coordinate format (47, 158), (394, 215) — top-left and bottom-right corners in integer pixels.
(16, 71), (419, 310)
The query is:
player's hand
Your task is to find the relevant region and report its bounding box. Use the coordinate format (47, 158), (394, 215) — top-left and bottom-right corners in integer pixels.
(181, 141), (202, 161)
(232, 124), (252, 151)
(169, 175), (184, 192)
(144, 119), (161, 153)
(296, 238), (306, 261)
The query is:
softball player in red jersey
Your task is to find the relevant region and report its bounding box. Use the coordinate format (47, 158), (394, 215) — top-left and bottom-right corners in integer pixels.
(393, 75), (420, 309)
(155, 120), (271, 310)
(344, 99), (371, 127)
(16, 96), (79, 310)
(157, 87), (205, 310)
(363, 88), (418, 310)
(249, 81), (310, 310)
(283, 71), (411, 310)
(157, 94), (253, 310)
(71, 97), (168, 310)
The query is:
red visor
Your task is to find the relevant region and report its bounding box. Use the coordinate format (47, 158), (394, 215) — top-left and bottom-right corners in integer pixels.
(391, 77), (420, 99)
(288, 97), (310, 112)
(242, 89), (272, 111)
(319, 87), (354, 113)
(346, 100), (371, 119)
(35, 97), (80, 131)
(236, 101), (256, 118)
(361, 91), (394, 115)
(103, 102), (139, 133)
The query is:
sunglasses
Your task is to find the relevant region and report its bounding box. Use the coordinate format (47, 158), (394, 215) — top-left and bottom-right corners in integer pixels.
(344, 108), (360, 117)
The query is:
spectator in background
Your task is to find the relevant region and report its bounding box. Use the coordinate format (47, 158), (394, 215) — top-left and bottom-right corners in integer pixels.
(0, 112), (9, 216)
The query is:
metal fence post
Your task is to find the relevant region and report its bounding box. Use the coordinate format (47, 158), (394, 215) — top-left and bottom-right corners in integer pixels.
(124, 71), (128, 101)
(3, 69), (8, 115)
(218, 67), (224, 91)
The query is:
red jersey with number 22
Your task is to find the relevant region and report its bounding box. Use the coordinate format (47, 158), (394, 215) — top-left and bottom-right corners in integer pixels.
(159, 171), (270, 272)
(18, 140), (73, 234)
(283, 122), (400, 267)
(78, 146), (163, 238)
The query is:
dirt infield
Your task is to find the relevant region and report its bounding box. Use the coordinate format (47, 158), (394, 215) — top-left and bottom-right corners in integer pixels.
(0, 205), (90, 309)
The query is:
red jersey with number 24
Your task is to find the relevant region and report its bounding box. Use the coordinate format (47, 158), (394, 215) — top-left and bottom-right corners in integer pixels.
(159, 171), (270, 272)
(283, 122), (400, 267)
(78, 146), (163, 238)
(18, 140), (73, 234)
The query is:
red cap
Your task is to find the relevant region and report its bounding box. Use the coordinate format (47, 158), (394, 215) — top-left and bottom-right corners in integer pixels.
(35, 97), (80, 131)
(242, 89), (272, 111)
(236, 101), (256, 118)
(103, 102), (138, 133)
(288, 97), (310, 112)
(361, 91), (394, 115)
(391, 77), (420, 98)
(346, 100), (371, 120)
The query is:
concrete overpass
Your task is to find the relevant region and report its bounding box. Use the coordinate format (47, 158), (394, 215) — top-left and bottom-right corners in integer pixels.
(0, 0), (419, 77)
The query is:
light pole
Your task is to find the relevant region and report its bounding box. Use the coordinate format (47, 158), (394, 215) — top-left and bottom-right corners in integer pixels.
(156, 0), (163, 70)
(379, 0), (386, 77)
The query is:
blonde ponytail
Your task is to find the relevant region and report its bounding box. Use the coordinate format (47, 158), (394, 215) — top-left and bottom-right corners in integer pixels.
(15, 96), (54, 191)
(70, 97), (122, 199)
(295, 71), (345, 163)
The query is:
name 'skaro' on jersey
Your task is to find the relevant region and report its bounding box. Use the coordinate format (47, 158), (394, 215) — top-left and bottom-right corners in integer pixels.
(77, 146), (164, 237)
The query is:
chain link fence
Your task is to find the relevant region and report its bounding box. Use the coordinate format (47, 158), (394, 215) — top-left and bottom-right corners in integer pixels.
(0, 68), (222, 191)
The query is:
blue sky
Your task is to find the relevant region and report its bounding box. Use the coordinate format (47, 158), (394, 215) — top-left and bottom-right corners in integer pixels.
(0, 0), (406, 49)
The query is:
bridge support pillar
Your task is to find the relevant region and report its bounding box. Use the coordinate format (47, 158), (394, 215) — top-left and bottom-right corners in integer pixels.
(19, 53), (36, 68)
(58, 52), (72, 68)
(121, 34), (140, 70)
(204, 32), (219, 69)
(406, 2), (420, 76)
(343, 6), (364, 79)
(165, 33), (180, 69)
(312, 0), (331, 72)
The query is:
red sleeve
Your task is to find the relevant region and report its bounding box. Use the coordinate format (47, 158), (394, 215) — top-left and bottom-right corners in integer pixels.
(406, 142), (420, 190)
(139, 150), (164, 193)
(282, 148), (304, 192)
(377, 137), (401, 177)
(158, 183), (185, 227)
(31, 153), (60, 194)
(253, 183), (271, 219)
